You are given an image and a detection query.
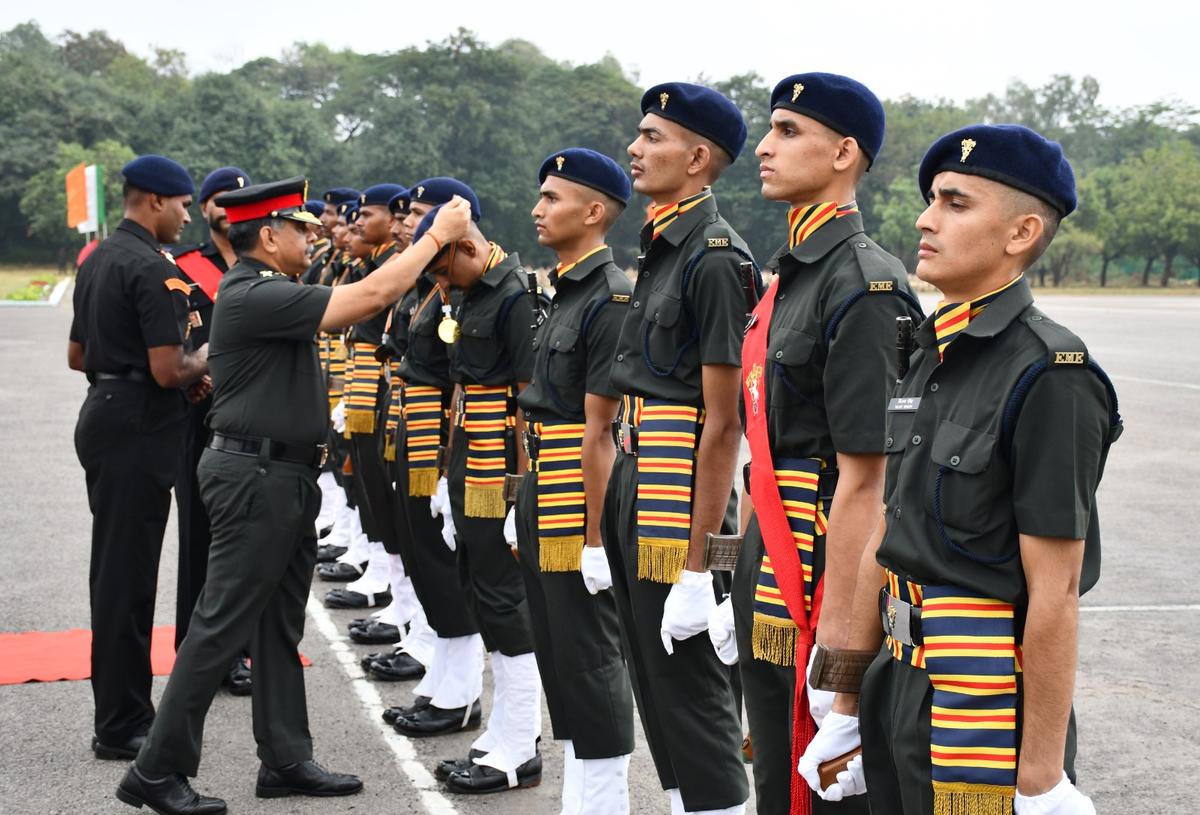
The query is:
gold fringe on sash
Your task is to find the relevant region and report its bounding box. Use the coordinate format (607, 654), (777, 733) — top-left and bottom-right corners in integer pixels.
(539, 536), (584, 573)
(933, 783), (1014, 815)
(384, 438), (397, 462)
(345, 411), (375, 434)
(465, 485), (506, 518)
(636, 538), (688, 584)
(409, 468), (439, 498)
(751, 612), (798, 666)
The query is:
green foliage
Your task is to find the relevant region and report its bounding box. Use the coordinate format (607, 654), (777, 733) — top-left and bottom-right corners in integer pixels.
(2, 22), (1198, 287)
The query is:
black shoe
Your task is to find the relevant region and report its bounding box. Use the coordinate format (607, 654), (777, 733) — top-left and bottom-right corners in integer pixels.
(349, 620), (402, 644)
(93, 733), (146, 761)
(444, 753), (542, 794)
(367, 651), (425, 681)
(360, 648), (394, 671)
(316, 543), (347, 562)
(116, 765), (227, 814)
(382, 695), (431, 724)
(434, 749), (485, 781)
(393, 700), (481, 737)
(324, 587), (391, 609)
(255, 760), (363, 799)
(316, 561), (366, 582)
(220, 658), (252, 697)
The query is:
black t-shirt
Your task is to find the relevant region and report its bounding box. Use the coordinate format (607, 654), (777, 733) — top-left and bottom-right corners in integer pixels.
(205, 258), (333, 446)
(609, 194), (750, 406)
(876, 279), (1117, 606)
(518, 246), (631, 423)
(70, 219), (190, 375)
(397, 273), (456, 390)
(448, 253), (538, 387)
(759, 215), (924, 460)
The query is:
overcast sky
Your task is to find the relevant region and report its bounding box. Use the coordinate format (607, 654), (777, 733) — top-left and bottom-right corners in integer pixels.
(7, 2), (1197, 111)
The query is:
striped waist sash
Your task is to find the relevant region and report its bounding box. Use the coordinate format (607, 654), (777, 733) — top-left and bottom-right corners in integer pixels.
(327, 336), (347, 411)
(884, 570), (1019, 815)
(344, 342), (382, 435)
(751, 457), (828, 666)
(634, 399), (702, 583)
(531, 419), (587, 573)
(461, 384), (514, 518)
(383, 362), (402, 461)
(404, 385), (446, 497)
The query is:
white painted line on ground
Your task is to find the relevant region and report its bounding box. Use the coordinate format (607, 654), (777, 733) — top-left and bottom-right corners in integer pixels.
(1081, 604), (1200, 613)
(306, 593), (460, 815)
(1109, 374), (1200, 392)
(48, 278), (70, 306)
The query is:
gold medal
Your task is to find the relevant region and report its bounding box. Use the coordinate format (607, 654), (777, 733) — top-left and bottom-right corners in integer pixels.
(437, 304), (460, 344)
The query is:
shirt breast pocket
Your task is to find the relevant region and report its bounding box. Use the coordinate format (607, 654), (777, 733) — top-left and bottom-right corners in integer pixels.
(541, 324), (583, 409)
(767, 327), (817, 407)
(458, 313), (504, 379)
(927, 419), (1013, 562)
(641, 290), (686, 375)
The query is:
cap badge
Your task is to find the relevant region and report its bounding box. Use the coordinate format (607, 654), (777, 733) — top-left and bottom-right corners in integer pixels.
(555, 156), (566, 171)
(659, 92), (669, 111)
(416, 185), (425, 198)
(960, 138), (977, 163)
(359, 194), (366, 204)
(236, 176), (245, 188)
(792, 82), (805, 102)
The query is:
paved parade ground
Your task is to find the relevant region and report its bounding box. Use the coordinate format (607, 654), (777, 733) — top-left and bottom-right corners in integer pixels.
(0, 291), (1197, 814)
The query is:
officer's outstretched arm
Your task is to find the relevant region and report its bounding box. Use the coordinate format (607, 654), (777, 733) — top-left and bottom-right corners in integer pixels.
(1016, 532), (1083, 797)
(319, 197), (472, 332)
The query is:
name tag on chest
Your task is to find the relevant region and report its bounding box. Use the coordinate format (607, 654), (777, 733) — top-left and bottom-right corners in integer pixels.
(887, 397), (921, 413)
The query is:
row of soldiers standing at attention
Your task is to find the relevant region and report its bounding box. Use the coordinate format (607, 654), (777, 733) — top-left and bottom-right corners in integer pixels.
(67, 70), (1120, 815)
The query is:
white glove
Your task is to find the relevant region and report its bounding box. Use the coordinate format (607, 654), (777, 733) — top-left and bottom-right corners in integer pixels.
(581, 545), (612, 594)
(660, 569), (715, 655)
(503, 508), (518, 551)
(440, 510), (457, 552)
(429, 476), (450, 518)
(330, 399), (346, 433)
(1014, 773), (1096, 815)
(797, 711), (866, 800)
(806, 645), (835, 728)
(707, 596), (738, 665)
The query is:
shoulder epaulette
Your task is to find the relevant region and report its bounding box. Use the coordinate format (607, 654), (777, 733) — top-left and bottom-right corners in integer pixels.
(603, 263), (633, 303)
(850, 236), (906, 293)
(1024, 308), (1088, 366)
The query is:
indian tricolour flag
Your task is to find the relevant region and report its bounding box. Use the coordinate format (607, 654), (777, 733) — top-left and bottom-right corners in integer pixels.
(66, 163), (106, 235)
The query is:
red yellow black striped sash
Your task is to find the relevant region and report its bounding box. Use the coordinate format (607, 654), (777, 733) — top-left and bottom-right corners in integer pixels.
(383, 362), (402, 461)
(462, 384), (513, 518)
(884, 570), (1019, 814)
(532, 419), (587, 572)
(933, 275), (1023, 361)
(326, 336), (347, 411)
(344, 342), (382, 435)
(635, 400), (702, 583)
(786, 201), (858, 250)
(404, 385), (445, 497)
(751, 458), (828, 665)
(651, 188), (712, 242)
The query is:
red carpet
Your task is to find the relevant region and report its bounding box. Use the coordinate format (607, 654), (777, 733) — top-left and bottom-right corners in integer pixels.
(0, 626), (310, 685)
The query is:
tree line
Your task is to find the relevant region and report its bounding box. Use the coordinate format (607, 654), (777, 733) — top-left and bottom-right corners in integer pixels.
(4, 22), (1198, 285)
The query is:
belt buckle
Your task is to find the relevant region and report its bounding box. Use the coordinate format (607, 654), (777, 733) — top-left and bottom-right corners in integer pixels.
(317, 444), (329, 468)
(522, 430), (533, 461)
(620, 422), (633, 454)
(881, 592), (914, 647)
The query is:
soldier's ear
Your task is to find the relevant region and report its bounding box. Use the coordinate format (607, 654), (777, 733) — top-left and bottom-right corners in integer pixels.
(456, 239), (479, 258)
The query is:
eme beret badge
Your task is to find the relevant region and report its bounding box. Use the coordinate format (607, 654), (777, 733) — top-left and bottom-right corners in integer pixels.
(960, 138), (977, 163)
(792, 82), (804, 102)
(660, 92), (669, 110)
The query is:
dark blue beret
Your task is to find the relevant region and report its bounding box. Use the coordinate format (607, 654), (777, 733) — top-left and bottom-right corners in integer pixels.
(323, 187), (361, 205)
(361, 183), (407, 208)
(918, 124), (1076, 216)
(338, 201), (360, 221)
(198, 167), (250, 203)
(122, 155), (194, 197)
(640, 82), (747, 161)
(303, 200), (326, 218)
(411, 204), (443, 247)
(538, 148), (631, 206)
(770, 73), (886, 167)
(404, 177), (482, 222)
(388, 189), (411, 216)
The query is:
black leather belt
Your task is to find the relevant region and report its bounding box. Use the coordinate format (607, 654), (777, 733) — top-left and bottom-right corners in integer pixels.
(611, 421), (639, 455)
(92, 370), (149, 383)
(742, 462), (839, 500)
(879, 588), (923, 647)
(209, 432), (329, 469)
